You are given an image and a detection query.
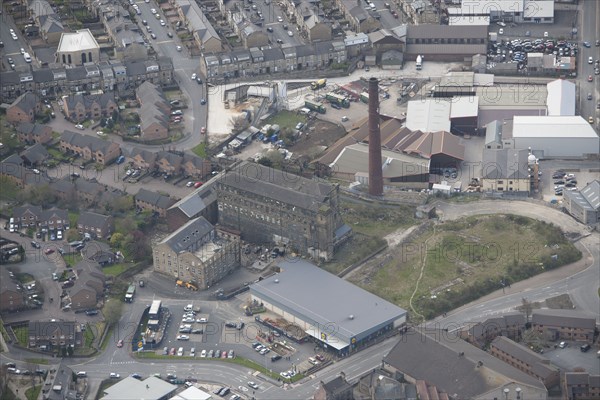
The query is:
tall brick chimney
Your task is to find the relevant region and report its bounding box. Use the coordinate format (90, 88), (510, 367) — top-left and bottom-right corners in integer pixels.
(368, 77), (383, 196)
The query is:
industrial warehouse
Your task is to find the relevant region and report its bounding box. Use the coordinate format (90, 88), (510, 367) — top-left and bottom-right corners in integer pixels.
(249, 260), (407, 356)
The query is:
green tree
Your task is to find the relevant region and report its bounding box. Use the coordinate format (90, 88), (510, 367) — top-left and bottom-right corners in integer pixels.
(103, 299), (123, 327)
(110, 233), (125, 248)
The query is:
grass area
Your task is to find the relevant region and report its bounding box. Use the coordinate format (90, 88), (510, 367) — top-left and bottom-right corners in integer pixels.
(134, 353), (304, 382)
(102, 263), (129, 277)
(25, 385), (41, 400)
(322, 233), (386, 275)
(95, 380), (118, 400)
(12, 325), (28, 347)
(24, 358), (49, 365)
(340, 201), (417, 237)
(0, 177), (20, 201)
(68, 211), (79, 227)
(264, 110), (306, 131)
(100, 325), (114, 351)
(191, 142), (207, 158)
(84, 324), (95, 348)
(0, 319), (8, 352)
(350, 215), (582, 320)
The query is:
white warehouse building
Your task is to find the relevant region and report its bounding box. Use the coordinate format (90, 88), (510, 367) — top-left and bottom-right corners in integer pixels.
(506, 116), (599, 159)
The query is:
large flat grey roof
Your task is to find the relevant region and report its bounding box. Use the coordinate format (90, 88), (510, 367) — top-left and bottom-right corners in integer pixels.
(250, 260), (406, 342)
(102, 376), (175, 400)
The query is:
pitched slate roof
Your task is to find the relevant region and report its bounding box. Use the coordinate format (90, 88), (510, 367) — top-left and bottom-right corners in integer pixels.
(160, 216), (213, 253)
(61, 130), (119, 155)
(16, 122), (52, 137)
(218, 161), (335, 212)
(135, 188), (176, 209)
(481, 149), (529, 180)
(13, 204), (43, 219)
(78, 211), (111, 229)
(531, 309), (596, 330)
(21, 143), (50, 164)
(11, 92), (39, 113)
(383, 328), (546, 399)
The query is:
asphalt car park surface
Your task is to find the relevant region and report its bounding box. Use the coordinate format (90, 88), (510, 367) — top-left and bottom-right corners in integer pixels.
(543, 342), (600, 375)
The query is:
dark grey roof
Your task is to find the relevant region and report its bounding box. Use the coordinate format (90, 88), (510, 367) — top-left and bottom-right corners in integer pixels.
(295, 44), (314, 58)
(169, 186), (218, 217)
(13, 204), (42, 219)
(262, 47), (284, 62)
(29, 320), (77, 338)
(16, 122), (52, 137)
(482, 149), (529, 180)
(41, 207), (68, 222)
(156, 151), (182, 166)
(3, 154), (24, 165)
(532, 309), (596, 330)
(21, 143), (49, 164)
(61, 130), (119, 155)
(125, 60), (146, 76)
(65, 67), (87, 81)
(78, 211), (111, 229)
(322, 375), (352, 394)
(0, 71), (20, 85)
(250, 260), (407, 342)
(50, 177), (75, 194)
(11, 92), (39, 113)
(407, 24), (488, 39)
(580, 180), (600, 211)
(136, 188), (176, 209)
(46, 359), (74, 400)
(217, 161), (336, 212)
(76, 179), (103, 195)
(383, 328), (546, 399)
(564, 372), (592, 386)
(127, 147), (157, 163)
(182, 153), (205, 169)
(161, 216), (213, 253)
(491, 337), (558, 378)
(33, 68), (54, 83)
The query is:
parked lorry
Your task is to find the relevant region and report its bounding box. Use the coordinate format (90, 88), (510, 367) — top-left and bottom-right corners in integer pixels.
(125, 284), (135, 302)
(325, 93), (350, 108)
(310, 79), (327, 90)
(304, 100), (326, 114)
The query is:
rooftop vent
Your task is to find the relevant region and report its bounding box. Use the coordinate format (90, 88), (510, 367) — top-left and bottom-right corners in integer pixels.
(349, 315), (354, 320)
(274, 279), (279, 283)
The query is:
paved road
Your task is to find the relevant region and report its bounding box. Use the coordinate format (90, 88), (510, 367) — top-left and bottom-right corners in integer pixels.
(2, 199), (598, 400)
(576, 0), (599, 127)
(0, 11), (36, 69)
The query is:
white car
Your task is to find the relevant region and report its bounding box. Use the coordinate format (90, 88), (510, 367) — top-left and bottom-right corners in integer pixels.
(176, 45), (182, 51)
(288, 30), (294, 37)
(56, 231), (63, 240)
(191, 73), (197, 80)
(32, 168), (40, 174)
(160, 19), (166, 26)
(277, 16), (283, 22)
(75, 124), (84, 130)
(20, 48), (25, 54)
(9, 29), (14, 34)
(197, 317), (207, 323)
(177, 335), (190, 341)
(177, 347), (184, 356)
(96, 131), (106, 136)
(200, 349), (207, 358)
(150, 8), (156, 13)
(190, 347), (196, 357)
(109, 372), (120, 379)
(155, 13), (160, 19)
(186, 181), (194, 187)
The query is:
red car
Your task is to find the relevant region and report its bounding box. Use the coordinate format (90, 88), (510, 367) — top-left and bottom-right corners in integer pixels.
(169, 347), (176, 356)
(44, 248), (55, 255)
(588, 75), (593, 82)
(117, 340), (124, 348)
(315, 354), (325, 361)
(194, 182), (203, 188)
(221, 351), (228, 358)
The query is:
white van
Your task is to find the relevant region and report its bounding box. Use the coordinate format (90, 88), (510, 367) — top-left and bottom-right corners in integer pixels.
(23, 53), (32, 63)
(184, 304), (193, 312)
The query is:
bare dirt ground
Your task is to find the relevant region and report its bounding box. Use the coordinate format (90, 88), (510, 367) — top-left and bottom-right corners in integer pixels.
(287, 120), (346, 159)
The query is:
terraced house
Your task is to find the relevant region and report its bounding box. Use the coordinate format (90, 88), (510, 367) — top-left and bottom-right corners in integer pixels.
(531, 310), (597, 343)
(59, 130), (121, 165)
(62, 92), (118, 123)
(135, 188), (176, 217)
(28, 320), (82, 349)
(15, 122), (53, 144)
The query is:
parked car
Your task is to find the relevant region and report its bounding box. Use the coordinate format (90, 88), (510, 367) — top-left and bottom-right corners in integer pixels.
(109, 372), (120, 379)
(117, 339), (124, 348)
